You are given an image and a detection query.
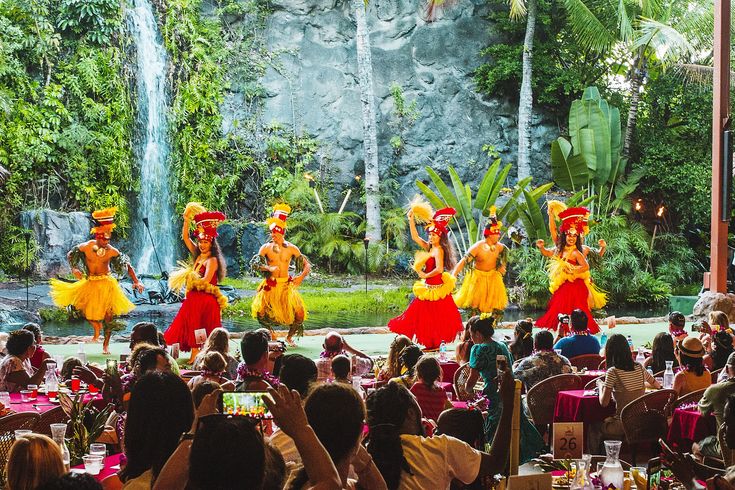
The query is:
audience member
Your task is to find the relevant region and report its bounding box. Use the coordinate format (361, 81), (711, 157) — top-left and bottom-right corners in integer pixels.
(5, 434), (65, 490)
(187, 352), (235, 391)
(236, 330), (279, 391)
(705, 330), (734, 372)
(366, 372), (514, 490)
(643, 332), (679, 374)
(552, 309), (601, 359)
(0, 329), (49, 392)
(278, 354), (318, 398)
(509, 319), (533, 362)
(693, 352), (735, 460)
(330, 355), (352, 384)
(600, 333), (660, 439)
(513, 330), (572, 390)
(315, 332), (373, 382)
(464, 315), (543, 463)
(23, 323), (50, 369)
(455, 323), (474, 365)
(435, 409), (487, 490)
(673, 337), (711, 396)
(389, 345), (422, 388)
(380, 335), (412, 380)
(289, 383), (385, 489)
(192, 328), (239, 380)
(37, 472), (103, 490)
(129, 322), (160, 349)
(59, 357), (82, 382)
(710, 310), (731, 333)
(191, 380), (220, 409)
(410, 356), (452, 422)
(669, 311), (688, 343)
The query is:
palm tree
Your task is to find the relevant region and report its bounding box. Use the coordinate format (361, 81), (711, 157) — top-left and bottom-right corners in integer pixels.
(562, 0), (712, 157)
(353, 0), (382, 241)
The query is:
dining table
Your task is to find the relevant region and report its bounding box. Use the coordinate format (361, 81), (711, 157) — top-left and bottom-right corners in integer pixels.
(7, 391), (104, 414)
(553, 389), (617, 427)
(666, 406), (717, 450)
(71, 453), (124, 481)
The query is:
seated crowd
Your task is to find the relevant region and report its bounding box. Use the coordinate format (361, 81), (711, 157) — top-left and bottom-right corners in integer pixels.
(5, 308), (735, 489)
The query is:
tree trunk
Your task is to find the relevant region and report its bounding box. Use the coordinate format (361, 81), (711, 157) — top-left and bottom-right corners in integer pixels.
(516, 0), (536, 182)
(353, 0), (382, 241)
(622, 60), (646, 159)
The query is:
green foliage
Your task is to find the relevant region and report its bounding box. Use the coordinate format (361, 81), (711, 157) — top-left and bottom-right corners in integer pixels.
(387, 83), (419, 155)
(508, 246), (550, 309)
(59, 392), (113, 466)
(56, 0), (121, 45)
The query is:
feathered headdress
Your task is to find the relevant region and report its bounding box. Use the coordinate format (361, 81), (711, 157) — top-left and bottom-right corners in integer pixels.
(427, 208), (456, 235)
(483, 206), (502, 237)
(194, 211), (226, 241)
(408, 196), (455, 235)
(90, 207), (117, 237)
(266, 203), (291, 235)
(184, 202), (207, 221)
(409, 196), (434, 224)
(558, 207), (590, 235)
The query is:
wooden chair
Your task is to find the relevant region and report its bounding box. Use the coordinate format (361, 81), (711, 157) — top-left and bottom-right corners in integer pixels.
(712, 368), (723, 384)
(526, 374), (583, 438)
(0, 412), (40, 485)
(35, 406), (70, 438)
(598, 359), (607, 370)
(620, 389), (678, 465)
(675, 388), (706, 409)
(453, 364), (483, 401)
(569, 354), (604, 371)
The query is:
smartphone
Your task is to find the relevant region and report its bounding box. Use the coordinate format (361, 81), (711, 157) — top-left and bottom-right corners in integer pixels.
(219, 391), (272, 419)
(658, 437), (674, 457)
(496, 355), (508, 373)
(106, 359), (118, 377)
(647, 457), (663, 490)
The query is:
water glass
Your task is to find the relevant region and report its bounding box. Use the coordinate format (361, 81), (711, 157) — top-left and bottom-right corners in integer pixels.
(89, 443), (106, 468)
(655, 377), (664, 388)
(20, 390), (32, 403)
(596, 461), (605, 475)
(27, 384), (38, 400)
(53, 355), (64, 366)
(14, 430), (31, 439)
(0, 391), (11, 406)
(82, 454), (103, 475)
(446, 391), (454, 401)
(70, 377), (81, 392)
(554, 349), (563, 356)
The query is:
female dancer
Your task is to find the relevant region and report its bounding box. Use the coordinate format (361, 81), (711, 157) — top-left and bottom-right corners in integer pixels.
(387, 201), (463, 350)
(535, 206), (606, 335)
(165, 203), (228, 362)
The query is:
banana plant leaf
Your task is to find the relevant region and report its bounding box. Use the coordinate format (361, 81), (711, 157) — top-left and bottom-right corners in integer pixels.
(473, 159), (502, 211)
(518, 188), (549, 241)
(579, 128), (597, 174)
(551, 137), (588, 191)
(588, 103), (612, 185)
(415, 180), (445, 211)
(426, 167), (461, 213)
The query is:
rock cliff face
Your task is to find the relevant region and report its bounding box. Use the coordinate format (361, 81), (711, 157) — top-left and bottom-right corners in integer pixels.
(222, 0), (555, 196)
(20, 210), (92, 277)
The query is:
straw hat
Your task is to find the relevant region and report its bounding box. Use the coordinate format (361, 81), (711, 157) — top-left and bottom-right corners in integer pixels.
(677, 337), (705, 358)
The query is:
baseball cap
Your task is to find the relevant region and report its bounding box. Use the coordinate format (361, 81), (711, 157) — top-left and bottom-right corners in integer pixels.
(669, 311), (686, 328)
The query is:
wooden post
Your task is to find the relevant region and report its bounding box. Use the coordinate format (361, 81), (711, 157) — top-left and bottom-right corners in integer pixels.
(509, 379), (522, 476)
(710, 0), (731, 293)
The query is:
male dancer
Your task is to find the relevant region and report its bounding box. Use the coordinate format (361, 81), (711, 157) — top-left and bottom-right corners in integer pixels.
(50, 207), (144, 354)
(452, 206), (508, 316)
(251, 204), (311, 346)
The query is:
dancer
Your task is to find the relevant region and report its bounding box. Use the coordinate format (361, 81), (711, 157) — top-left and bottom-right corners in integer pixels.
(540, 200), (607, 260)
(50, 207), (144, 354)
(165, 203), (228, 362)
(452, 206), (508, 317)
(388, 200), (463, 350)
(251, 203), (310, 346)
(535, 206), (606, 335)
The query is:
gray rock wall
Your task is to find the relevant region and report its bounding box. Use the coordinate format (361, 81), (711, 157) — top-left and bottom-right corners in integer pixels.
(20, 210), (92, 277)
(222, 0), (555, 200)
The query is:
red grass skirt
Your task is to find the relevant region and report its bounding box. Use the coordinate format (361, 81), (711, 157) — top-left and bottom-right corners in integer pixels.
(164, 290), (221, 352)
(535, 278), (600, 334)
(388, 295), (463, 350)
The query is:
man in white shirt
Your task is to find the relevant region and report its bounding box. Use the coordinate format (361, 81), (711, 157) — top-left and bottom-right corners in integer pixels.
(365, 367), (515, 489)
(314, 332), (373, 381)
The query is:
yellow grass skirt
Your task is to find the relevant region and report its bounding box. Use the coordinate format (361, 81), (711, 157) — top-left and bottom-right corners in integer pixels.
(547, 256), (607, 310)
(412, 272), (456, 301)
(251, 278), (308, 327)
(453, 268), (508, 312)
(49, 275), (135, 321)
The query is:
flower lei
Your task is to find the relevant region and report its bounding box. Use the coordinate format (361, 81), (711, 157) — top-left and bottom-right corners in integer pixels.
(201, 368), (225, 379)
(670, 328), (687, 339)
(319, 349), (346, 359)
(235, 363), (280, 387)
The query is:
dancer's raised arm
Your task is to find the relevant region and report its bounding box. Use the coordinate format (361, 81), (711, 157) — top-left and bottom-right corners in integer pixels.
(407, 209), (429, 250)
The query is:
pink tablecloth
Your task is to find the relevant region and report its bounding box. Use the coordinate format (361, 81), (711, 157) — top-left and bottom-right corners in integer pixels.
(666, 408), (717, 449)
(8, 392), (103, 414)
(553, 390), (616, 427)
(439, 360), (460, 383)
(72, 453), (123, 481)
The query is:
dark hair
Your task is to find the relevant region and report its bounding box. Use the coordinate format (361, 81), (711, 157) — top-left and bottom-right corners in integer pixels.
(131, 322), (159, 346)
(128, 342), (158, 372)
(437, 232), (457, 272)
(241, 330), (269, 366)
(570, 309), (588, 332)
(291, 384), (366, 489)
(22, 322), (42, 343)
(187, 415), (266, 490)
(534, 330), (555, 351)
(120, 372), (194, 482)
(650, 332), (678, 373)
(711, 331), (735, 371)
(194, 238), (227, 282)
(467, 315), (495, 339)
(415, 356), (441, 387)
(191, 380), (219, 409)
(399, 345), (423, 378)
(679, 352), (705, 376)
(7, 329), (35, 357)
(60, 358), (82, 381)
(279, 354), (318, 397)
(605, 334), (634, 371)
(435, 408), (486, 450)
(366, 383), (416, 490)
(203, 352), (226, 373)
(37, 472), (103, 490)
(135, 347), (169, 376)
(555, 230), (583, 255)
(331, 355), (351, 380)
(510, 319), (533, 359)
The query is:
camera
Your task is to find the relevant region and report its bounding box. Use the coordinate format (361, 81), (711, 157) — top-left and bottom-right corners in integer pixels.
(268, 340), (287, 353)
(691, 321), (711, 334)
(557, 314), (570, 325)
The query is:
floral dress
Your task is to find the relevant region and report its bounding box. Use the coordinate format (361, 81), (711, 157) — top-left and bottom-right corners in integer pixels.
(513, 351), (572, 390)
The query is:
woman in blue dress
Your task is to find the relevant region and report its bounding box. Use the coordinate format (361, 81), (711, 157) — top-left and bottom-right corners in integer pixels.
(464, 314), (544, 463)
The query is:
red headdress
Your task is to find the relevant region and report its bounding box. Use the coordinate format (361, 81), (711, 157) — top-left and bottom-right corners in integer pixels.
(483, 206), (502, 237)
(90, 207), (117, 238)
(266, 203), (291, 235)
(194, 211), (226, 241)
(426, 207), (456, 235)
(558, 207), (590, 235)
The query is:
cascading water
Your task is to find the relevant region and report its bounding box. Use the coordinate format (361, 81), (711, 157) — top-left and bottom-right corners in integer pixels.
(127, 0), (176, 275)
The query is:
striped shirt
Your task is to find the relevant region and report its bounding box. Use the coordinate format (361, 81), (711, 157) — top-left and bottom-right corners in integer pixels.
(410, 382), (450, 422)
(604, 363), (655, 415)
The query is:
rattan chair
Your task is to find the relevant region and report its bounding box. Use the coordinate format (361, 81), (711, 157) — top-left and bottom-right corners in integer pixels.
(569, 354), (604, 371)
(0, 412), (41, 485)
(453, 364), (485, 401)
(35, 406), (70, 437)
(675, 388), (706, 409)
(598, 359), (607, 370)
(526, 374), (583, 437)
(620, 389), (678, 465)
(583, 375), (604, 390)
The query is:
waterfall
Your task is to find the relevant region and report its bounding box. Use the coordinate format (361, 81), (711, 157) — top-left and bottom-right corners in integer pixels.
(127, 0), (176, 275)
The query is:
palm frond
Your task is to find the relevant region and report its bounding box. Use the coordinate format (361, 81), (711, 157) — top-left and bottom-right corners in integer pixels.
(563, 0), (617, 52)
(425, 0), (458, 22)
(617, 0), (633, 43)
(634, 17), (695, 65)
(508, 0), (527, 20)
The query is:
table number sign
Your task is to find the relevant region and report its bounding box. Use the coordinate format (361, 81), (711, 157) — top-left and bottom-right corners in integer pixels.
(553, 422), (584, 460)
(194, 329), (207, 345)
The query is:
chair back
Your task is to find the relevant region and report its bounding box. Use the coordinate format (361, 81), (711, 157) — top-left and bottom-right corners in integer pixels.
(719, 422), (734, 467)
(453, 364), (483, 401)
(620, 389), (678, 446)
(583, 375), (604, 390)
(569, 354), (604, 371)
(0, 412), (41, 485)
(712, 368), (723, 384)
(674, 388), (706, 409)
(35, 407), (70, 437)
(526, 374), (583, 427)
(598, 359), (607, 370)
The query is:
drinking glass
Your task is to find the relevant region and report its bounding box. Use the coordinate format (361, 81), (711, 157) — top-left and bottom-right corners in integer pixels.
(0, 391), (11, 406)
(655, 377), (664, 388)
(20, 390), (32, 403)
(27, 384), (38, 400)
(446, 391), (454, 401)
(82, 454), (103, 475)
(14, 430), (31, 439)
(89, 443), (106, 468)
(70, 377), (81, 392)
